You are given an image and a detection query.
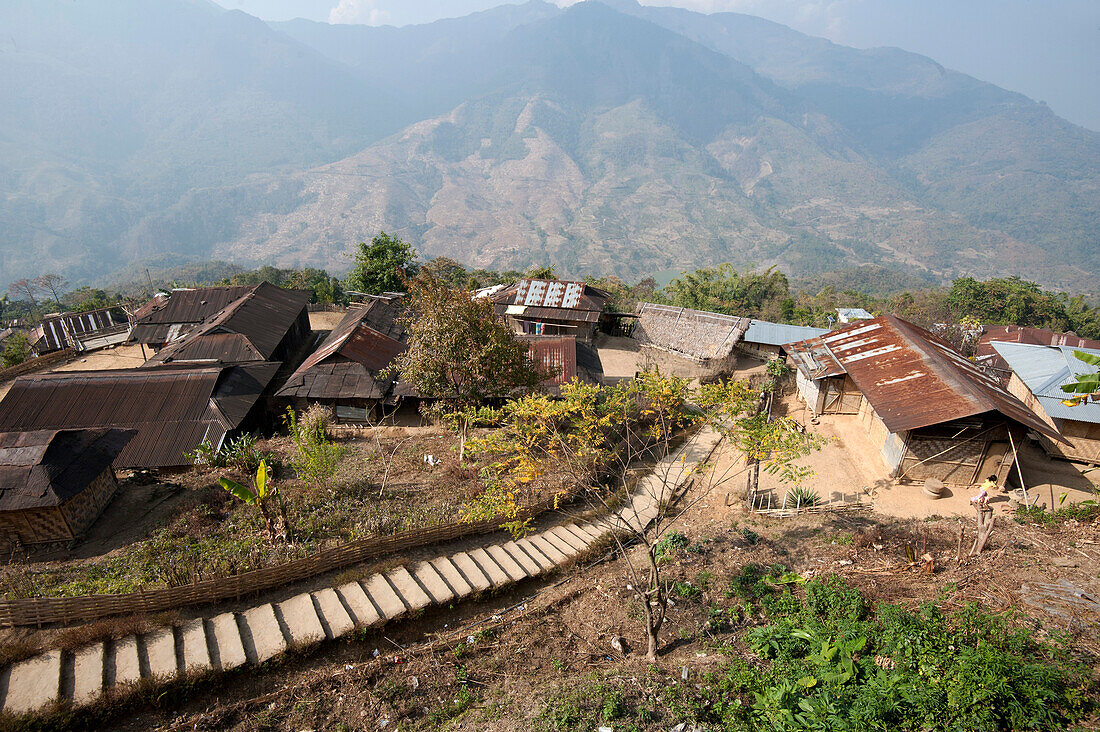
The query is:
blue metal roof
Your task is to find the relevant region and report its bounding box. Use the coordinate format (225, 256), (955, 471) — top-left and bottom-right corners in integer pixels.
(992, 341), (1100, 423)
(743, 320), (829, 347)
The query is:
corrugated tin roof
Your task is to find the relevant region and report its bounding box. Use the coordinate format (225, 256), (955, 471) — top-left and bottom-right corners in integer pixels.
(495, 304), (602, 324)
(0, 429), (134, 511)
(743, 320), (829, 347)
(490, 279), (609, 313)
(521, 335), (579, 387)
(976, 325), (1100, 373)
(130, 286), (254, 329)
(277, 301), (407, 401)
(836, 308), (874, 322)
(0, 364), (278, 468)
(788, 316), (1061, 440)
(992, 341), (1100, 423)
(145, 283), (310, 364)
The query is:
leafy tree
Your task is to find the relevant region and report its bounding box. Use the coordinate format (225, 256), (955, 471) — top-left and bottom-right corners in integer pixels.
(523, 264), (557, 280)
(422, 256), (473, 289)
(665, 264), (790, 319)
(346, 232), (419, 294)
(391, 273), (545, 459)
(1, 332), (32, 368)
(463, 373), (823, 662)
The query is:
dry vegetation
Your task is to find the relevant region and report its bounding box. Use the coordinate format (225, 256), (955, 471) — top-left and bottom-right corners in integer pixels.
(0, 430), (563, 601)
(35, 496), (1094, 732)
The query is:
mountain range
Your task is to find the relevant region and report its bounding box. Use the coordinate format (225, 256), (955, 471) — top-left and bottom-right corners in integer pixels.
(1, 0), (1097, 290)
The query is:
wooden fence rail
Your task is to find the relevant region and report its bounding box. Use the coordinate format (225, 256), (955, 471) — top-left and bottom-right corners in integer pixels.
(0, 495), (561, 628)
(0, 349), (75, 384)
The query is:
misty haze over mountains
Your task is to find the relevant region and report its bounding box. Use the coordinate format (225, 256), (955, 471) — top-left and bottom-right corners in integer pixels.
(1, 0), (1097, 290)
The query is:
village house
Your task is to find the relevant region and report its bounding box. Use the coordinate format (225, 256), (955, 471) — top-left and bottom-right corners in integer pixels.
(739, 320), (829, 360)
(633, 303), (751, 374)
(993, 341), (1100, 465)
(785, 315), (1063, 487)
(30, 305), (130, 354)
(0, 428), (134, 547)
(128, 285), (256, 351)
(0, 363), (279, 469)
(487, 279), (611, 343)
(276, 297), (407, 422)
(975, 325), (1100, 382)
(836, 308), (874, 324)
(141, 282), (311, 366)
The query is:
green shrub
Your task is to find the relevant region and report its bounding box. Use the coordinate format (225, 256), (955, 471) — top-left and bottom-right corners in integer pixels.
(655, 530), (690, 563)
(670, 580), (1094, 732)
(804, 575), (866, 622)
(535, 683), (627, 732)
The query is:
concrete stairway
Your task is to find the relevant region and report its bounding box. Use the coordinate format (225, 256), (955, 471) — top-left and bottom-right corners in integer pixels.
(1, 427), (720, 716)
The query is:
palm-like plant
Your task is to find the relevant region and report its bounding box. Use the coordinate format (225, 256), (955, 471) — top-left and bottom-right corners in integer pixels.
(1060, 350), (1100, 406)
(219, 460), (290, 543)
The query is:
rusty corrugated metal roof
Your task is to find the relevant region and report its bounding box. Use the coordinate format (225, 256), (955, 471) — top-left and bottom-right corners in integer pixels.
(522, 335), (579, 387)
(788, 316), (1062, 440)
(0, 429), (135, 510)
(0, 364), (278, 468)
(145, 283), (309, 364)
(277, 301), (408, 401)
(129, 286), (254, 333)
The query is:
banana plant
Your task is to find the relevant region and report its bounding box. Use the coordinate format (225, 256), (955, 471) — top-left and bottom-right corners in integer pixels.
(219, 459), (283, 543)
(1059, 350), (1100, 406)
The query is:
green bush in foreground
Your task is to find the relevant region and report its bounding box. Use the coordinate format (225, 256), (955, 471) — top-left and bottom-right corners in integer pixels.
(665, 576), (1093, 731)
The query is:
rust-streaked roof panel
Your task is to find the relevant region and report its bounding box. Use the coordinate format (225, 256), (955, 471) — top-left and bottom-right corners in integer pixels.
(277, 301), (407, 401)
(0, 364), (277, 468)
(789, 316), (1061, 440)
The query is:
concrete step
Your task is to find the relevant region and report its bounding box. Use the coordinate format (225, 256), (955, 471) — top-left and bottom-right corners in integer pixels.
(502, 540), (544, 577)
(410, 561), (456, 604)
(363, 574), (407, 621)
(1, 424), (723, 717)
(278, 593), (325, 647)
(144, 626), (178, 679)
(209, 612), (247, 671)
(467, 547), (510, 588)
(314, 587), (355, 639)
(539, 529), (581, 558)
(109, 636), (142, 688)
(385, 566), (432, 611)
(241, 604), (286, 664)
(338, 581), (382, 627)
(526, 534), (568, 564)
(71, 642), (105, 705)
(486, 544), (528, 581)
(429, 556), (475, 596)
(180, 618), (211, 674)
(570, 522), (604, 542)
(2, 649), (62, 715)
(450, 551), (493, 592)
(514, 538), (556, 572)
(549, 525), (590, 553)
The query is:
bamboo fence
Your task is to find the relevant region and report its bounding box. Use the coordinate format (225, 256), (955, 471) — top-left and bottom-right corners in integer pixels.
(0, 495), (563, 628)
(0, 348), (75, 384)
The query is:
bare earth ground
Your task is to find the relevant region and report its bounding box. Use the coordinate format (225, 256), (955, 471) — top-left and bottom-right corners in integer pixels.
(4, 347), (1100, 729)
(77, 431), (1099, 732)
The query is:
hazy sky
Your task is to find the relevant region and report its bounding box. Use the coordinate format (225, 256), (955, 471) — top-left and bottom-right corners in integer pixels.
(214, 0), (1100, 131)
